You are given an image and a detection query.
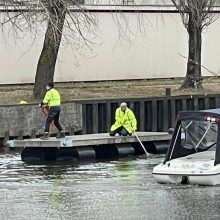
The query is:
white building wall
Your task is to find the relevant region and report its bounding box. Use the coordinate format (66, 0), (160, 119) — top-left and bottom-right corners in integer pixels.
(0, 10), (219, 84)
(84, 0), (173, 5)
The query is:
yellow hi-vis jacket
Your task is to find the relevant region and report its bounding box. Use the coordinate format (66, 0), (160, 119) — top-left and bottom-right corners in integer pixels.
(43, 88), (61, 107)
(110, 107), (137, 133)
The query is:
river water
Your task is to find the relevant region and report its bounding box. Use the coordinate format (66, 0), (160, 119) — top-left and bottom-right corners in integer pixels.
(0, 153), (220, 220)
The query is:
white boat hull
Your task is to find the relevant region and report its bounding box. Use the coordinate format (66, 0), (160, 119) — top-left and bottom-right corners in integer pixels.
(153, 151), (220, 186)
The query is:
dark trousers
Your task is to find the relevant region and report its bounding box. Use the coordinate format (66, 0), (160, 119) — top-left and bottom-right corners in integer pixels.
(45, 109), (63, 132)
(109, 126), (131, 136)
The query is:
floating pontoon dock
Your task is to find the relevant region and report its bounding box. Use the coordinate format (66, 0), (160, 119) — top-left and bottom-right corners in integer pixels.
(7, 132), (171, 161)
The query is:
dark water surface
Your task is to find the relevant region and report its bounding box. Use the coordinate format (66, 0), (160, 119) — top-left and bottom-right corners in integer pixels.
(0, 153), (220, 220)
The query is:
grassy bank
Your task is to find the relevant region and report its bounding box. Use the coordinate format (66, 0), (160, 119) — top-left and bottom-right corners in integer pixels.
(1, 77), (220, 105)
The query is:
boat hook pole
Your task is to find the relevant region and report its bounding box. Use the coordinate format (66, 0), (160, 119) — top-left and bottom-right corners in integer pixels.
(128, 121), (149, 157)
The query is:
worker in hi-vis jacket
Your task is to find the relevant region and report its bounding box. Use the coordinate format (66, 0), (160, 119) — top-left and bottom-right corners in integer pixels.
(110, 102), (137, 136)
(40, 82), (65, 140)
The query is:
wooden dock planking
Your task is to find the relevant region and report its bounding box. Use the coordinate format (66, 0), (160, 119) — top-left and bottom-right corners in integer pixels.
(7, 132), (171, 148)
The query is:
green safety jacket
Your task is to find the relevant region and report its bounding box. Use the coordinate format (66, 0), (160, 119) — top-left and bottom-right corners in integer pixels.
(43, 88), (61, 107)
(110, 107), (137, 133)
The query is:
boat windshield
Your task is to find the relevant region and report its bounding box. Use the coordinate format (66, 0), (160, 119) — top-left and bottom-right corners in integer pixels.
(180, 120), (217, 151)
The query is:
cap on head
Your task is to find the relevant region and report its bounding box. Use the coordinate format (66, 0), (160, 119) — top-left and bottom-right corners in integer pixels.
(120, 102), (127, 107)
(46, 82), (54, 88)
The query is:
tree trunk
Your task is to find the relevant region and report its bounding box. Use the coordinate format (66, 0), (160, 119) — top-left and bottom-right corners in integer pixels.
(33, 2), (66, 99)
(180, 13), (203, 90)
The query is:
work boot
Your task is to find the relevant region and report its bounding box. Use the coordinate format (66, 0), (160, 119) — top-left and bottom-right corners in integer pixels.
(41, 132), (50, 140)
(56, 131), (65, 139)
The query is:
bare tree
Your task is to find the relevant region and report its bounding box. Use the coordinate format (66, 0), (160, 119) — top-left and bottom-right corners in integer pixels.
(171, 0), (217, 89)
(1, 0), (97, 98)
(33, 0), (97, 98)
(33, 0), (67, 98)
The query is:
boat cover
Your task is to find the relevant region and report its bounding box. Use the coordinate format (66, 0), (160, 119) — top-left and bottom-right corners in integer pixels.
(164, 108), (220, 165)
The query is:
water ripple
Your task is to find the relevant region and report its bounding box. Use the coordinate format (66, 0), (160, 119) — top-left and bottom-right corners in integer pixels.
(0, 153), (220, 220)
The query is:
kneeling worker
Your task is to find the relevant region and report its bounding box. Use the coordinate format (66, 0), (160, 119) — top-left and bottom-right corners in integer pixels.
(41, 82), (65, 139)
(110, 102), (137, 136)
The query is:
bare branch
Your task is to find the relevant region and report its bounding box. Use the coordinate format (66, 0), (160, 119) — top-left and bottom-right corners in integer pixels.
(171, 0), (217, 32)
(0, 0), (98, 52)
(178, 53), (219, 77)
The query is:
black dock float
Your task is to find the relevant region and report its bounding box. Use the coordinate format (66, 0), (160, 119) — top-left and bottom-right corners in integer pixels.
(7, 132), (171, 162)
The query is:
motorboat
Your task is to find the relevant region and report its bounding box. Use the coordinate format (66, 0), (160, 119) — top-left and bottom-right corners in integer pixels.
(153, 108), (220, 186)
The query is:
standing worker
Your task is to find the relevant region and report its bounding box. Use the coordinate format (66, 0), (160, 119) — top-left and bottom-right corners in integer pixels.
(110, 102), (137, 136)
(40, 103), (56, 131)
(40, 82), (65, 140)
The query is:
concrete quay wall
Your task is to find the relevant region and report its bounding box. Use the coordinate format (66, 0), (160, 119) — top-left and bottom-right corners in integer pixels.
(0, 102), (82, 141)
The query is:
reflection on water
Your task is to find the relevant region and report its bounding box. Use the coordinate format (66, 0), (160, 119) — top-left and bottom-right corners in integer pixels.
(0, 153), (220, 220)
